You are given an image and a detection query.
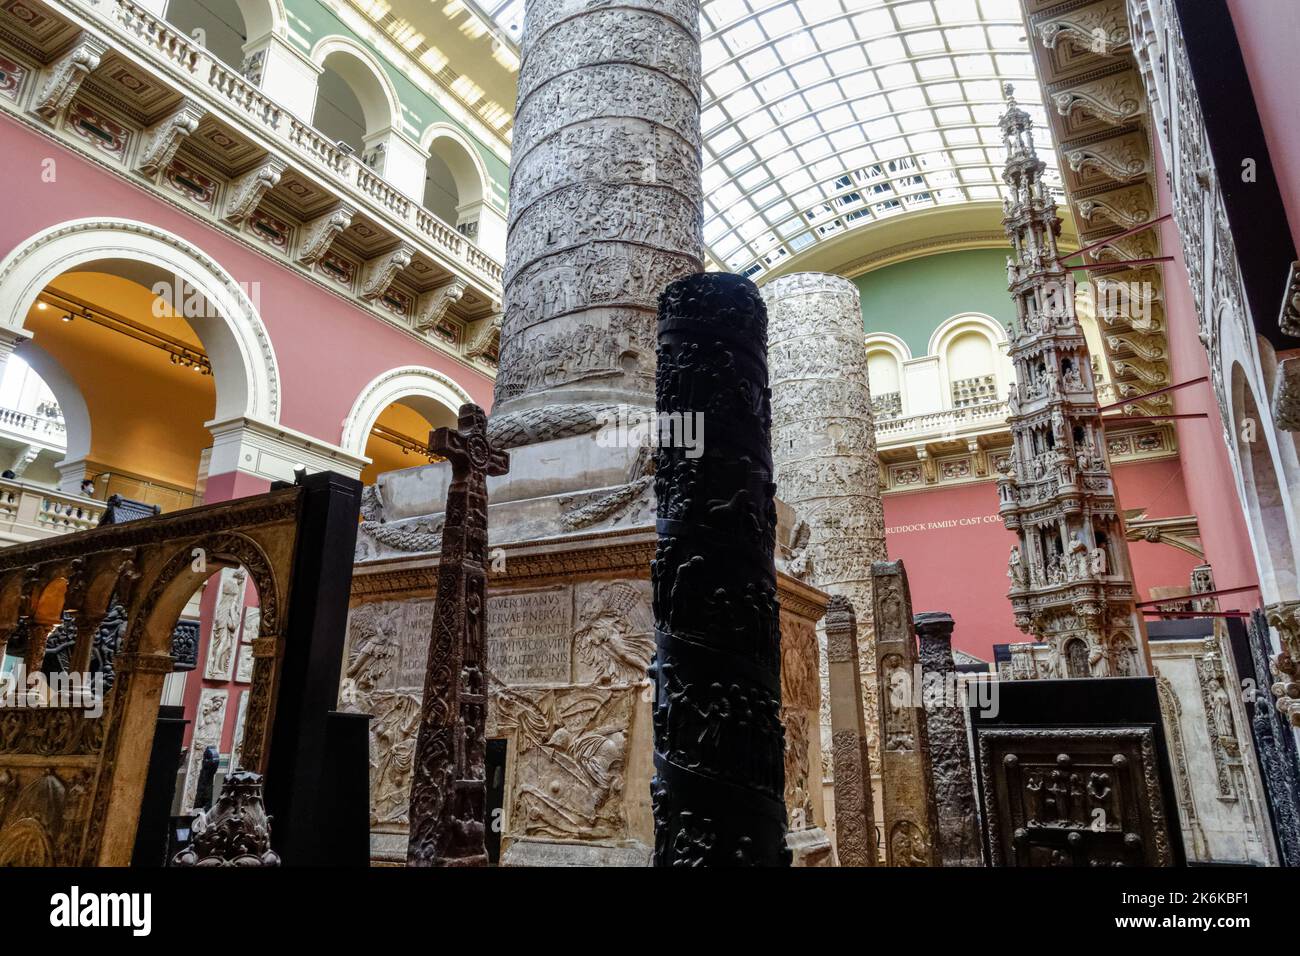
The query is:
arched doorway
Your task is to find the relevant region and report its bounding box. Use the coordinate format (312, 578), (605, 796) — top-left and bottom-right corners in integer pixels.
(0, 219), (281, 508)
(341, 366), (472, 484)
(164, 0), (283, 72)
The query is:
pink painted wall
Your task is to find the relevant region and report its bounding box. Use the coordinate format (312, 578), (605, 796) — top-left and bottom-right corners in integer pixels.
(882, 457), (1200, 662)
(0, 116), (495, 461)
(1153, 146), (1262, 612)
(0, 116), (494, 755)
(1227, 0), (1300, 252)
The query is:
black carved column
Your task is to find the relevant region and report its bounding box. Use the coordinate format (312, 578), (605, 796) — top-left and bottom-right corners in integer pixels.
(406, 404), (509, 867)
(1245, 609), (1300, 865)
(914, 612), (982, 867)
(650, 272), (789, 867)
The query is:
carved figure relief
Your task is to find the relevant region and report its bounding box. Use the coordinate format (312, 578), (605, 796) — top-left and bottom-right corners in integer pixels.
(203, 568), (247, 682)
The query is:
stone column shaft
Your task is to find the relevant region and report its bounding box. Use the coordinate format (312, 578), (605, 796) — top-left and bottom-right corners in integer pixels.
(494, 0), (704, 436)
(650, 273), (789, 866)
(765, 271), (887, 773)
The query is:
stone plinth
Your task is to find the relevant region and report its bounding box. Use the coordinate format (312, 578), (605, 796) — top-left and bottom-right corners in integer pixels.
(764, 271), (886, 804)
(494, 0), (704, 430)
(343, 478), (830, 865)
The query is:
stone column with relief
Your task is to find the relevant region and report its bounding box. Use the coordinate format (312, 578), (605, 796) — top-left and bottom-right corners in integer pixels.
(765, 271), (887, 788)
(491, 0), (704, 444)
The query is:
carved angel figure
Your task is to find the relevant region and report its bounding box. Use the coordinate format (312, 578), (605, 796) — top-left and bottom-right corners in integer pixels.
(573, 582), (654, 685)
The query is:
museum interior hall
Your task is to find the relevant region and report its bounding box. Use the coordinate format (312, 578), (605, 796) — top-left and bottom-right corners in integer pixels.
(0, 0), (1296, 878)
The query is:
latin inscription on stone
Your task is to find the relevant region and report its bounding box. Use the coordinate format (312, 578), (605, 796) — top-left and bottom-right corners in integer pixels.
(487, 588), (572, 684)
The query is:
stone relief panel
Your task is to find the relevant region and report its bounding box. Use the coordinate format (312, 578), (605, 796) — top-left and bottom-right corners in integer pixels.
(573, 580), (654, 686)
(0, 765), (95, 866)
(180, 688), (228, 812)
(485, 587), (573, 685)
(234, 605), (258, 684)
(339, 599), (436, 829)
(341, 578), (655, 857)
(490, 685), (635, 843)
(780, 611), (821, 829)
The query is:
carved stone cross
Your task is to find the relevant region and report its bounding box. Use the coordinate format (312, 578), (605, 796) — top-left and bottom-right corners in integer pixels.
(406, 403), (509, 867)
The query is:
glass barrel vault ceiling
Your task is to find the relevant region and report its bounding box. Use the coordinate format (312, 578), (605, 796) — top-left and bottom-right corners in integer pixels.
(487, 0), (1063, 279)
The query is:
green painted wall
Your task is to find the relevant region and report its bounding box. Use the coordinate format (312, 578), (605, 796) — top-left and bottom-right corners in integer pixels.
(853, 248), (1012, 357)
(284, 0), (510, 207)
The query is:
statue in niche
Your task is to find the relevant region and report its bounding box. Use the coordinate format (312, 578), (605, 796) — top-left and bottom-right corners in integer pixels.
(1209, 677), (1234, 738)
(1113, 635), (1139, 677)
(1088, 636), (1110, 677)
(1063, 360), (1084, 390)
(1008, 546), (1028, 589)
(1089, 546), (1108, 578)
(205, 568), (246, 680)
(1052, 409), (1067, 443)
(1068, 533), (1089, 580)
(1007, 383), (1020, 415)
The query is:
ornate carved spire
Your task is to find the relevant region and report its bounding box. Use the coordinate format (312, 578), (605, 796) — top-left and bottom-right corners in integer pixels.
(996, 95), (1149, 680)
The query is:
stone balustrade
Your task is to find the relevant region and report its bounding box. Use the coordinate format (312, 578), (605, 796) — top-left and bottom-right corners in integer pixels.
(35, 0), (505, 327)
(0, 479), (104, 544)
(875, 400), (1010, 448)
(0, 406), (66, 444)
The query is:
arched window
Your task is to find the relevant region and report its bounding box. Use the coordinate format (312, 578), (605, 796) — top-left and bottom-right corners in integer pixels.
(310, 40), (399, 158)
(928, 313), (1009, 410)
(864, 333), (910, 420)
(422, 127), (489, 239)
